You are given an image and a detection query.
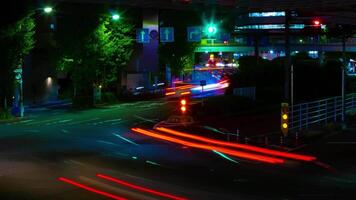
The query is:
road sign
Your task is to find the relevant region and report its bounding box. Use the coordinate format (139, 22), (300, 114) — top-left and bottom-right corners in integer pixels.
(149, 30), (159, 40)
(136, 28), (150, 43)
(200, 80), (206, 87)
(187, 26), (202, 42)
(160, 27), (174, 42)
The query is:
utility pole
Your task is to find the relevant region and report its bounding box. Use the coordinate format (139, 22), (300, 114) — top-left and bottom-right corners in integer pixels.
(284, 10), (291, 103)
(341, 31), (346, 123)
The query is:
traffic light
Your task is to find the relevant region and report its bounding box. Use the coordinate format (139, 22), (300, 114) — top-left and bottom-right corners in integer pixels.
(281, 103), (289, 136)
(180, 99), (187, 114)
(205, 23), (218, 37)
(313, 20), (320, 26)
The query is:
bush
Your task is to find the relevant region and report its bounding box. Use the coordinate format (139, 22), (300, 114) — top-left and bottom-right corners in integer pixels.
(102, 92), (118, 104)
(0, 109), (12, 120)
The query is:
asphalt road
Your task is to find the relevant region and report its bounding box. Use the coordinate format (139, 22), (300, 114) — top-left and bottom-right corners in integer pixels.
(0, 100), (356, 200)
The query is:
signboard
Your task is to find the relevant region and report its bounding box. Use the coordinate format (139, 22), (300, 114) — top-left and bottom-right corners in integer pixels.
(136, 28), (150, 43)
(200, 80), (206, 87)
(160, 27), (174, 42)
(187, 26), (202, 42)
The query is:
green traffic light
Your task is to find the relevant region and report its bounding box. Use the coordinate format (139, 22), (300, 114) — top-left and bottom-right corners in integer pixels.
(43, 6), (53, 14)
(112, 14), (120, 21)
(207, 24), (217, 35)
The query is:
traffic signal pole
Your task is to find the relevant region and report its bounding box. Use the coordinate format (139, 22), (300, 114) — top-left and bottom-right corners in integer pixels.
(284, 10), (291, 103)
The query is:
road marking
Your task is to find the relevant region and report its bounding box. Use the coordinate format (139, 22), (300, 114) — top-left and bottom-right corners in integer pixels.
(134, 115), (158, 123)
(61, 129), (69, 133)
(26, 118), (62, 125)
(18, 119), (34, 124)
(93, 119), (122, 125)
(113, 133), (138, 146)
(59, 119), (73, 123)
(67, 117), (100, 125)
(97, 140), (118, 146)
(213, 150), (239, 164)
(145, 160), (161, 166)
(24, 130), (40, 133)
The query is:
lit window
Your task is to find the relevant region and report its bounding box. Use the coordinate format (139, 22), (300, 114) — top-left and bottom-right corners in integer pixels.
(248, 12), (286, 17)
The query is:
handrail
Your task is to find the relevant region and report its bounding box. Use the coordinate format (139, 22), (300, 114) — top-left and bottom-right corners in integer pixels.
(289, 93), (356, 131)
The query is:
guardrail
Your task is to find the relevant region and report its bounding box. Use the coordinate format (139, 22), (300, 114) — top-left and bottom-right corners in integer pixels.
(289, 93), (356, 131)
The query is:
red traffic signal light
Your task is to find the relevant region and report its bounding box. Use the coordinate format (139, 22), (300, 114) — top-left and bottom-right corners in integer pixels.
(313, 20), (320, 26)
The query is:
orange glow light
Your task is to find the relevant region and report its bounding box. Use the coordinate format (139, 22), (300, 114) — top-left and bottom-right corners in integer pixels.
(156, 127), (316, 162)
(180, 91), (191, 95)
(165, 91), (176, 96)
(180, 99), (187, 105)
(180, 106), (187, 112)
(131, 128), (285, 164)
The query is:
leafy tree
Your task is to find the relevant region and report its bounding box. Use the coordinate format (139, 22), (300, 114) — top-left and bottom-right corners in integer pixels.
(0, 13), (36, 110)
(159, 10), (200, 76)
(57, 12), (134, 104)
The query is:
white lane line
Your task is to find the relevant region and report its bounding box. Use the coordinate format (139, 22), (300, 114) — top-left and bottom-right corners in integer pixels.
(24, 130), (40, 133)
(93, 118), (121, 125)
(59, 119), (73, 123)
(62, 129), (69, 133)
(67, 117), (100, 125)
(134, 115), (157, 123)
(113, 133), (138, 146)
(18, 119), (35, 124)
(26, 118), (62, 125)
(97, 140), (118, 146)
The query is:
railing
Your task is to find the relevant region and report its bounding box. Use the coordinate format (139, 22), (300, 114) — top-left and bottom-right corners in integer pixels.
(233, 87), (256, 100)
(289, 93), (356, 131)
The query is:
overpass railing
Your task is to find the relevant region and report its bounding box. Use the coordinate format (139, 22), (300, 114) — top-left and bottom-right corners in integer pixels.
(289, 93), (356, 131)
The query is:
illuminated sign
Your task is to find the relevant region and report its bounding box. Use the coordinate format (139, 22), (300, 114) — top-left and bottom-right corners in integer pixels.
(249, 12), (285, 17)
(235, 24), (305, 30)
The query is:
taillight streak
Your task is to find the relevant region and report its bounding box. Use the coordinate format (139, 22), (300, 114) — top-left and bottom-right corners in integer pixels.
(58, 177), (127, 200)
(156, 127), (316, 162)
(97, 174), (188, 200)
(131, 128), (284, 164)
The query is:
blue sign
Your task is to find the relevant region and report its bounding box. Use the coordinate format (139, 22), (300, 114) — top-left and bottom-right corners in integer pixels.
(160, 27), (174, 42)
(187, 26), (202, 42)
(136, 28), (150, 43)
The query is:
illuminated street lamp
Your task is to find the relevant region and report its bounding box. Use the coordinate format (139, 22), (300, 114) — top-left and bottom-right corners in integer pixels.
(43, 6), (53, 14)
(112, 14), (120, 21)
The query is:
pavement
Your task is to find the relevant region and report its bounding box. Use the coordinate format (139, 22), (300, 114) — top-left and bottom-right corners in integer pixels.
(0, 99), (356, 199)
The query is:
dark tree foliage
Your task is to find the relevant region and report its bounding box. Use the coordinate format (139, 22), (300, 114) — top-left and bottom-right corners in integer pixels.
(55, 4), (135, 105)
(158, 10), (201, 76)
(0, 1), (36, 111)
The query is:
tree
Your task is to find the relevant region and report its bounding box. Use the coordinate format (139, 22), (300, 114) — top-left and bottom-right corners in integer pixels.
(0, 13), (36, 110)
(159, 10), (200, 76)
(57, 10), (134, 105)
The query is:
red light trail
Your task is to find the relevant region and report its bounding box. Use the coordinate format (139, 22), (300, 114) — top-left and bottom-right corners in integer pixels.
(58, 177), (127, 200)
(156, 127), (316, 162)
(131, 128), (284, 164)
(97, 174), (188, 200)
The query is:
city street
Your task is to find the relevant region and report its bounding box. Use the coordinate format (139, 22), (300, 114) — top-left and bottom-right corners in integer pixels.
(1, 100), (356, 199)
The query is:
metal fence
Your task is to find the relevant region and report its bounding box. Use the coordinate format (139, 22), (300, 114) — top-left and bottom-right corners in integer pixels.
(233, 87), (256, 100)
(289, 93), (356, 131)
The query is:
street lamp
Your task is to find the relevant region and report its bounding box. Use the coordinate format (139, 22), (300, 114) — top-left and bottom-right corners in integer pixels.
(112, 14), (120, 21)
(43, 6), (53, 14)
